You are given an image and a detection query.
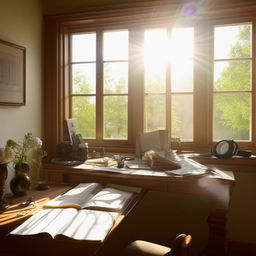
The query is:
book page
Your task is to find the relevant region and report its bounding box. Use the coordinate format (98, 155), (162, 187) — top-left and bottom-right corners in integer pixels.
(9, 208), (77, 238)
(107, 184), (142, 193)
(58, 210), (118, 241)
(84, 187), (133, 212)
(44, 183), (103, 209)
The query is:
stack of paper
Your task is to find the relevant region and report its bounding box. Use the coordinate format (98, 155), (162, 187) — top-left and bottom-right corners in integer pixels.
(136, 130), (169, 157)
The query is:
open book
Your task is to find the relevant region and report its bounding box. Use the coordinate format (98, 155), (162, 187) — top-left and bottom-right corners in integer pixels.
(43, 183), (141, 212)
(9, 208), (118, 242)
(9, 183), (142, 242)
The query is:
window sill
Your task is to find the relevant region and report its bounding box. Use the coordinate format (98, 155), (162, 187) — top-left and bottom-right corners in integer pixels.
(187, 154), (256, 172)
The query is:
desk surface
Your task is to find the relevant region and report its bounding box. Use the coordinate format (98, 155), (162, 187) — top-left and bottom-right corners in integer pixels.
(0, 185), (145, 256)
(43, 159), (235, 256)
(43, 160), (234, 197)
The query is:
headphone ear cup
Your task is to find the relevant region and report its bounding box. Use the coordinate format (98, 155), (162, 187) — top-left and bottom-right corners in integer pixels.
(212, 140), (235, 158)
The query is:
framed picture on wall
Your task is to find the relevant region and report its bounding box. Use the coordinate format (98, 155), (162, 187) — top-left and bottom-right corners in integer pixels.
(0, 39), (26, 105)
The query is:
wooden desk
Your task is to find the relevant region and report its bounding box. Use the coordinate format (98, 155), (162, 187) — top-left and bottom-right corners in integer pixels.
(0, 185), (145, 256)
(43, 162), (235, 256)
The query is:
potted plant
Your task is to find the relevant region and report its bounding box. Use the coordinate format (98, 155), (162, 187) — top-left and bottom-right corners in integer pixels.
(32, 137), (48, 190)
(0, 145), (13, 164)
(5, 133), (47, 196)
(0, 146), (13, 209)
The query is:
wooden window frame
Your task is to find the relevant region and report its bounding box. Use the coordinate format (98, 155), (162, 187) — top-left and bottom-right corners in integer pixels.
(44, 1), (256, 159)
(211, 21), (254, 142)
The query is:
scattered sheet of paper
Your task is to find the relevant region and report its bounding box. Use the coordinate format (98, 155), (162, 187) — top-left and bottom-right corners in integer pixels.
(165, 155), (216, 176)
(125, 159), (151, 170)
(76, 152), (233, 180)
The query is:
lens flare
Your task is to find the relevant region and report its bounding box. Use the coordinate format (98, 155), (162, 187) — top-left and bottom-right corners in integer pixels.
(181, 0), (206, 17)
(182, 2), (198, 16)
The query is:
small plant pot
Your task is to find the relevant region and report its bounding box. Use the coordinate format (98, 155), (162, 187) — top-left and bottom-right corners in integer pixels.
(10, 163), (31, 196)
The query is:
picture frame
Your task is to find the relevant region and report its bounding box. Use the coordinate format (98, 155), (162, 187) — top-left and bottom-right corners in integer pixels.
(0, 39), (26, 106)
(66, 118), (80, 145)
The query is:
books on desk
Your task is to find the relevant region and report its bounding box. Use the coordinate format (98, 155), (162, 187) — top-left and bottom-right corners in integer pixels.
(84, 157), (117, 167)
(9, 183), (141, 242)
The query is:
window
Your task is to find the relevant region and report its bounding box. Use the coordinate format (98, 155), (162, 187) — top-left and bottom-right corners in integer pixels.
(69, 21), (255, 147)
(70, 26), (195, 144)
(71, 33), (97, 138)
(45, 2), (256, 153)
(103, 31), (129, 140)
(143, 28), (194, 141)
(213, 23), (252, 141)
(144, 29), (167, 132)
(170, 27), (194, 141)
(71, 31), (129, 140)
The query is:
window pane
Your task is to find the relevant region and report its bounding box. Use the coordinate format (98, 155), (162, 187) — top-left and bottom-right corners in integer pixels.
(72, 64), (96, 94)
(214, 24), (251, 59)
(214, 60), (251, 91)
(144, 62), (166, 93)
(104, 62), (128, 94)
(213, 93), (250, 141)
(170, 28), (194, 93)
(103, 31), (128, 61)
(170, 27), (194, 59)
(72, 96), (96, 138)
(144, 29), (167, 93)
(72, 33), (96, 62)
(171, 94), (193, 141)
(104, 96), (128, 139)
(145, 95), (166, 132)
(171, 59), (193, 92)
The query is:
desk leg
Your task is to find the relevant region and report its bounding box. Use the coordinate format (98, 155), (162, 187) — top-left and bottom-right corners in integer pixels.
(205, 202), (227, 255)
(201, 182), (232, 256)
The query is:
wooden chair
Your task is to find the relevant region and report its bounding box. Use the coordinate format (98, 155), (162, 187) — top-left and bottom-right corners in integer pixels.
(121, 234), (192, 256)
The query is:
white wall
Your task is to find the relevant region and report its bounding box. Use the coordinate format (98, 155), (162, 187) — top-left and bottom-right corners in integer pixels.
(0, 0), (43, 189)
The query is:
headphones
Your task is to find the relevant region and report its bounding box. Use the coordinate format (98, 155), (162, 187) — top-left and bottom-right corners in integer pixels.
(212, 140), (251, 159)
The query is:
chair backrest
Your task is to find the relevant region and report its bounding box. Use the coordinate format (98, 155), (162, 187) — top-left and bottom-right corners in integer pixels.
(168, 234), (192, 256)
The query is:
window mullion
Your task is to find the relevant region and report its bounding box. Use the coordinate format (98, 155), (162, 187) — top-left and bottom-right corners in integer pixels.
(252, 20), (256, 146)
(129, 29), (144, 141)
(166, 28), (171, 141)
(96, 31), (103, 142)
(194, 23), (211, 147)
